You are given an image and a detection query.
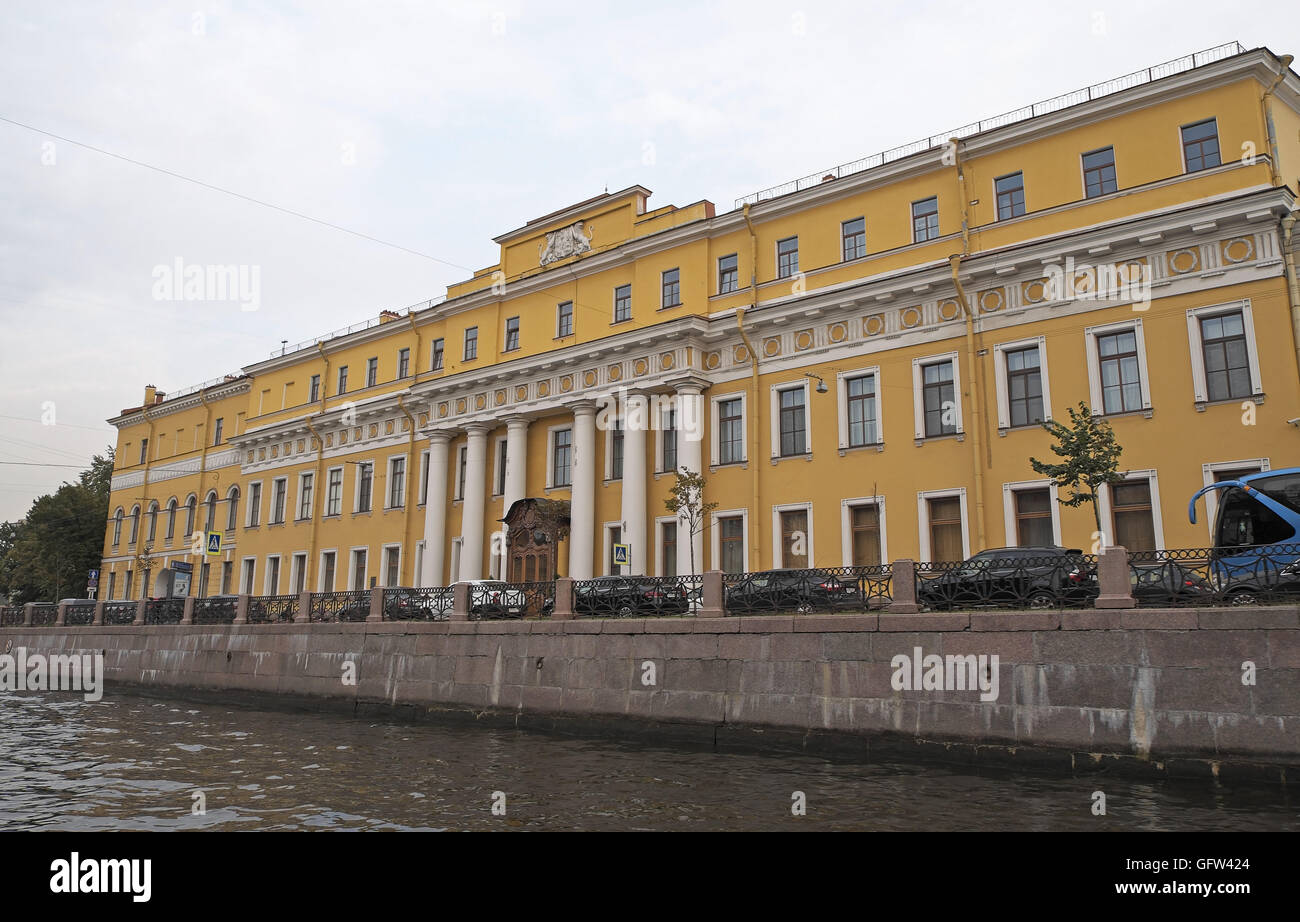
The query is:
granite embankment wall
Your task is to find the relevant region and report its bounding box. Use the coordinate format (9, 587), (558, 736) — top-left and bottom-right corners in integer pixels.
(4, 606), (1299, 781)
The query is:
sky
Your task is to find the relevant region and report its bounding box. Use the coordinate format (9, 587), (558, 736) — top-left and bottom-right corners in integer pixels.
(0, 0), (1293, 521)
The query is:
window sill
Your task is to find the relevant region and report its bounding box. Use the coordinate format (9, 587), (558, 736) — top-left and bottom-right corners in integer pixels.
(709, 461), (748, 472)
(838, 442), (885, 456)
(913, 432), (965, 447)
(1095, 407), (1154, 421)
(657, 303), (683, 311)
(353, 510), (373, 518)
(295, 516), (311, 524)
(770, 452), (812, 465)
(996, 422), (1051, 437)
(610, 318), (632, 326)
(545, 484), (572, 493)
(322, 514), (341, 521)
(1195, 393), (1264, 412)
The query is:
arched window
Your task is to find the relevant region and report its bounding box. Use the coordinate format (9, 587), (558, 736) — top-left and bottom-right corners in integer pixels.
(205, 491), (218, 531)
(128, 505), (141, 544)
(185, 495), (197, 537)
(226, 486), (240, 532)
(147, 501), (159, 542)
(165, 498), (178, 540)
(112, 508), (124, 547)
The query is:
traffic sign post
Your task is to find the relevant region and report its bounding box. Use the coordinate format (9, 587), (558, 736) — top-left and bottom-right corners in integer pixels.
(205, 532), (222, 557)
(613, 544), (630, 568)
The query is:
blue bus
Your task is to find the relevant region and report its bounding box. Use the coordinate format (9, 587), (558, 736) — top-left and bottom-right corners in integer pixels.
(1188, 467), (1300, 602)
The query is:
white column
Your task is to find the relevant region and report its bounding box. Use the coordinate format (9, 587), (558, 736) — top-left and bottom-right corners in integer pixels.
(675, 382), (706, 576)
(421, 432), (451, 587)
(621, 392), (648, 576)
(460, 424), (490, 581)
(568, 401), (597, 580)
(503, 416), (529, 511)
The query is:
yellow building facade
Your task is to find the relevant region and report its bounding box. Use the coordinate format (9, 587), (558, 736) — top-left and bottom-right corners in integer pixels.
(100, 43), (1300, 598)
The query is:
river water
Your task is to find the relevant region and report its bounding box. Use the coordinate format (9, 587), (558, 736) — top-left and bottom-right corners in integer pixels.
(0, 689), (1295, 831)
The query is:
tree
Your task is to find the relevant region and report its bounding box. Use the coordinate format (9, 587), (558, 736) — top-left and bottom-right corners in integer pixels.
(1029, 401), (1124, 539)
(664, 468), (718, 575)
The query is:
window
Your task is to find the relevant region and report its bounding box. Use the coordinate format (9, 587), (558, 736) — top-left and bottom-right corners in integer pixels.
(292, 553), (307, 594)
(719, 516), (744, 574)
(662, 408), (677, 473)
(385, 546), (400, 588)
(1013, 489), (1053, 546)
(204, 492), (217, 531)
(718, 397), (744, 464)
(271, 479), (286, 524)
(389, 457), (406, 508)
(718, 254), (738, 294)
(495, 440), (508, 495)
(777, 237), (799, 279)
(1111, 481), (1156, 551)
(247, 482), (262, 527)
(778, 387), (807, 456)
(165, 500), (176, 540)
(432, 338), (444, 371)
(226, 487), (239, 531)
(1199, 311), (1251, 401)
(337, 365), (348, 395)
(298, 473), (313, 520)
(265, 556), (281, 595)
(661, 268), (681, 308)
(419, 451), (430, 505)
(112, 509), (123, 546)
(457, 446), (467, 500)
(842, 217), (866, 261)
(661, 521), (677, 578)
(927, 496), (964, 563)
(604, 418), (622, 480)
(185, 496), (196, 536)
(463, 327), (478, 361)
(849, 504), (881, 567)
(321, 551), (336, 591)
(1005, 346), (1044, 427)
(357, 462), (373, 512)
(213, 417), (224, 445)
(309, 375), (320, 402)
(552, 429), (572, 487)
(366, 357), (378, 387)
(504, 316), (520, 351)
(326, 469), (343, 516)
(241, 559), (254, 595)
(1082, 147), (1117, 198)
(147, 502), (158, 542)
(921, 361), (957, 437)
(220, 561), (232, 594)
(912, 197), (939, 242)
(556, 302), (574, 337)
(613, 285), (631, 323)
(1098, 330), (1143, 413)
(780, 509), (809, 568)
(1181, 118), (1220, 172)
(139, 439), (148, 465)
(352, 549), (368, 591)
(845, 374), (877, 448)
(398, 348), (410, 379)
(125, 569), (133, 600)
(107, 571), (116, 600)
(607, 526), (622, 575)
(995, 172), (1025, 220)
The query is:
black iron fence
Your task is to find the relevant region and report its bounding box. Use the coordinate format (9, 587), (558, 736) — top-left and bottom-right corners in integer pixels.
(1129, 544), (1300, 607)
(249, 594), (298, 624)
(144, 598), (185, 625)
(574, 575), (701, 618)
(723, 567), (891, 615)
(0, 606), (24, 626)
(468, 581), (553, 620)
(915, 553), (1098, 610)
(382, 587), (453, 621)
(194, 596), (237, 624)
(29, 603), (57, 626)
(65, 601), (96, 626)
(104, 601), (138, 625)
(309, 590), (370, 623)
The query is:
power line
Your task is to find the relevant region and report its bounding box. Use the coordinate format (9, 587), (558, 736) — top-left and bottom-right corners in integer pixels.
(0, 414), (115, 433)
(0, 113), (473, 272)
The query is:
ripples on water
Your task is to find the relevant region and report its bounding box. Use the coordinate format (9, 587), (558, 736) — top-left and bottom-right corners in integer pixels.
(0, 690), (1295, 831)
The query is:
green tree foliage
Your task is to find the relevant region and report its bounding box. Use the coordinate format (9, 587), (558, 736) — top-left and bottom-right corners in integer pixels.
(0, 447), (113, 604)
(1028, 403), (1123, 535)
(664, 467), (718, 575)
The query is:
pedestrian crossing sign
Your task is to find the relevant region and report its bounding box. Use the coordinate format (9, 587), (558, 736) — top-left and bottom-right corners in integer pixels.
(205, 531), (222, 556)
(613, 543), (630, 566)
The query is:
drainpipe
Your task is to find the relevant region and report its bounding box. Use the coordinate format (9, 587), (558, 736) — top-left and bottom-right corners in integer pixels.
(1261, 55), (1292, 190)
(196, 391), (214, 593)
(397, 395), (419, 585)
(406, 310), (423, 382)
(740, 204), (764, 568)
(1261, 56), (1300, 382)
(304, 414), (325, 590)
(947, 137), (989, 552)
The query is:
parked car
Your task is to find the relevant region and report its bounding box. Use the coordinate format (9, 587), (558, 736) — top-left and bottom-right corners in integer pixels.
(468, 581), (530, 617)
(1129, 561), (1215, 604)
(917, 547), (1097, 610)
(724, 569), (860, 614)
(572, 576), (690, 617)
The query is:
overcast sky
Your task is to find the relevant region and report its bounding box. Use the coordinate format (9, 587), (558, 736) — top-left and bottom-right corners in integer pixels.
(0, 1), (1292, 520)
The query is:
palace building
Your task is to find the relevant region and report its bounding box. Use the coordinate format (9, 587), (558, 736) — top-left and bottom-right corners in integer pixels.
(99, 42), (1300, 599)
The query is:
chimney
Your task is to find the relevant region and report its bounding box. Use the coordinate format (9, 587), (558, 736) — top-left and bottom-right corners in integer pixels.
(154, 391), (166, 404)
(144, 385), (157, 405)
(379, 310), (400, 323)
(822, 174), (837, 183)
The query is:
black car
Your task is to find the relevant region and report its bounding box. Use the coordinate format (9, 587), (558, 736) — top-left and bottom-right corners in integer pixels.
(724, 568), (861, 614)
(917, 547), (1097, 610)
(572, 576), (690, 617)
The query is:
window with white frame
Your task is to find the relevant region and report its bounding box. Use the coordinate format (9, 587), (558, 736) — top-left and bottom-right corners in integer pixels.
(388, 456), (406, 508)
(355, 461), (374, 513)
(993, 337), (1051, 430)
(325, 468), (343, 517)
(837, 368), (882, 449)
(319, 550), (337, 591)
(841, 497), (887, 567)
(1186, 302), (1262, 405)
(264, 555), (281, 595)
(350, 547), (369, 591)
(246, 482), (262, 527)
(241, 557), (256, 594)
(1084, 319), (1152, 415)
(712, 393), (746, 466)
(772, 503), (812, 568)
(456, 446), (468, 499)
(291, 552), (307, 594)
(771, 382), (809, 458)
(383, 545), (401, 587)
(1200, 459), (1270, 540)
(656, 517), (678, 577)
(918, 489), (969, 563)
(712, 510), (747, 574)
(912, 354), (962, 439)
(418, 450), (430, 505)
(548, 426), (572, 488)
(1100, 472), (1163, 552)
(297, 472), (313, 520)
(659, 406), (678, 473)
(494, 438), (508, 496)
(1002, 481), (1061, 547)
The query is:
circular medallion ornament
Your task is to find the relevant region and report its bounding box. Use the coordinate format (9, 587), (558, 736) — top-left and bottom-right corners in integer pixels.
(560, 376), (573, 393)
(608, 365), (622, 381)
(634, 358), (648, 376)
(704, 351), (720, 370)
(794, 330), (813, 351)
(979, 289), (1004, 313)
(1023, 280), (1046, 303)
(583, 370), (597, 387)
(764, 337), (781, 357)
(828, 322), (847, 343)
(515, 385), (527, 401)
(538, 381), (550, 397)
(1223, 237), (1254, 264)
(1169, 248), (1199, 274)
(864, 314), (885, 336)
(938, 299), (960, 321)
(901, 306), (922, 329)
(661, 352), (675, 370)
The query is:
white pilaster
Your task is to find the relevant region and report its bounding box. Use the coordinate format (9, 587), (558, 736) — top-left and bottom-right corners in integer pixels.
(621, 392), (648, 576)
(674, 382), (707, 576)
(568, 402), (597, 580)
(421, 432), (452, 587)
(460, 424), (490, 581)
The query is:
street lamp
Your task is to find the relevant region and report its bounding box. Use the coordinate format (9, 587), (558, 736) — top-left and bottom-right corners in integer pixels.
(803, 372), (829, 394)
